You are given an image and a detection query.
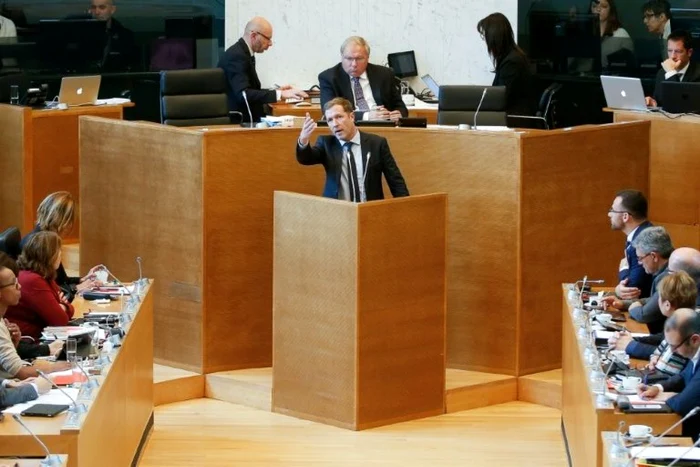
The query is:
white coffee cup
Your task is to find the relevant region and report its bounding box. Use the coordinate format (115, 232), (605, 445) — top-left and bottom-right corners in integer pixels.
(458, 124), (470, 130)
(401, 94), (415, 106)
(597, 313), (612, 325)
(629, 424), (653, 438)
(622, 376), (642, 390)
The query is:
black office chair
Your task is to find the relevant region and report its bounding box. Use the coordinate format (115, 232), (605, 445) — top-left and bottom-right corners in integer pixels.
(437, 85), (507, 127)
(159, 68), (231, 127)
(0, 227), (21, 259)
(506, 83), (562, 130)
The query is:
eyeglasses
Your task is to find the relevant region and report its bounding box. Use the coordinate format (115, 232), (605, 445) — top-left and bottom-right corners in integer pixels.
(0, 277), (19, 290)
(608, 208), (628, 214)
(637, 252), (652, 263)
(342, 56), (368, 63)
(253, 30), (272, 42)
(669, 334), (692, 352)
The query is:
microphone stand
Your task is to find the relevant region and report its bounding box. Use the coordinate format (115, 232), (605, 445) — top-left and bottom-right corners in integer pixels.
(241, 90), (255, 128)
(12, 414), (63, 466)
(627, 406), (700, 466)
(473, 88), (487, 130)
(667, 435), (700, 466)
(36, 370), (87, 414)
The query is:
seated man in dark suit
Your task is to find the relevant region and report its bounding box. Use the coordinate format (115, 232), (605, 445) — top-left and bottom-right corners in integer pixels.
(319, 36), (407, 123)
(218, 16), (307, 123)
(646, 30), (700, 107)
(639, 308), (700, 440)
(295, 97), (409, 202)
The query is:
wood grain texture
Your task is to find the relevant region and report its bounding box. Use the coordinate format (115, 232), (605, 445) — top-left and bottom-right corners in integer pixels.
(518, 122), (650, 374)
(0, 104), (30, 232)
(79, 117), (204, 372)
(272, 192), (447, 430)
(206, 369), (272, 411)
(561, 287), (681, 467)
(517, 369), (562, 410)
(445, 370), (517, 413)
(612, 111), (700, 228)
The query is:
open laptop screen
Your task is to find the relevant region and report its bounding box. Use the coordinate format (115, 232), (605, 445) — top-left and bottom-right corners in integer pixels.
(421, 74), (440, 98)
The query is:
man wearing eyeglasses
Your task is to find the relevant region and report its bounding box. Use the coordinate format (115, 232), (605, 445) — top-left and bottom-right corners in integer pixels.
(639, 308), (700, 440)
(318, 36), (408, 123)
(607, 190), (654, 300)
(218, 16), (308, 123)
(642, 0), (672, 39)
(645, 30), (700, 108)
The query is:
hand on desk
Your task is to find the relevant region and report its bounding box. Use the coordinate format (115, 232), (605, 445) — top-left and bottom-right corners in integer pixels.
(48, 339), (65, 357)
(647, 355), (659, 371)
(298, 113), (317, 146)
(601, 295), (624, 310)
(638, 384), (661, 399)
(32, 359), (70, 374)
(615, 279), (641, 300)
(645, 96), (658, 107)
(281, 88), (308, 100)
(9, 376), (52, 395)
(367, 107), (390, 121)
(608, 330), (633, 351)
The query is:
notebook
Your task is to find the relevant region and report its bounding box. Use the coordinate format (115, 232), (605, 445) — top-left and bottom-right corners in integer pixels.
(58, 75), (101, 106)
(420, 74), (440, 103)
(600, 75), (649, 111)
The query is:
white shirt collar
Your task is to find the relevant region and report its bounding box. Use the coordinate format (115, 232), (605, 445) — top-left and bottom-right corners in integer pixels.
(663, 19), (672, 39)
(338, 130), (361, 147)
(678, 62), (691, 77)
(692, 346), (700, 368)
(627, 225), (640, 243)
(349, 71), (368, 82)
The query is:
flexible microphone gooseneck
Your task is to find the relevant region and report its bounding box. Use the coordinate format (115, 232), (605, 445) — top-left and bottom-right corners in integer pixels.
(627, 406), (700, 466)
(667, 435), (700, 466)
(242, 90), (255, 128)
(473, 88), (488, 130)
(343, 146), (357, 203)
(35, 370), (86, 414)
(12, 414), (63, 466)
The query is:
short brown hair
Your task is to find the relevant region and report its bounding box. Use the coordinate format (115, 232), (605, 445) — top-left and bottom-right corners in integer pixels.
(36, 191), (75, 235)
(17, 231), (62, 280)
(658, 270), (697, 309)
(323, 97), (354, 115)
(0, 252), (19, 276)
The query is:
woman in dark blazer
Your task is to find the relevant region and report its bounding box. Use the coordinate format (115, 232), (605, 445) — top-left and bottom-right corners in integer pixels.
(477, 13), (538, 116)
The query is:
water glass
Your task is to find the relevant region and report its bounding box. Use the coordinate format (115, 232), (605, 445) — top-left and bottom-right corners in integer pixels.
(66, 338), (77, 363)
(10, 85), (19, 105)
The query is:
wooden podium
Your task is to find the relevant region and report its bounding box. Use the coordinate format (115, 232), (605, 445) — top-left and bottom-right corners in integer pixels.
(271, 192), (447, 430)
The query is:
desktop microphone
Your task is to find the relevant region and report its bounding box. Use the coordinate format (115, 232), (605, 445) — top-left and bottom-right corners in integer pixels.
(473, 88), (488, 130)
(343, 146), (358, 203)
(242, 90), (255, 128)
(95, 265), (132, 296)
(626, 406), (700, 466)
(136, 256), (144, 284)
(11, 414), (63, 466)
(667, 435), (700, 466)
(35, 370), (87, 414)
(76, 360), (99, 389)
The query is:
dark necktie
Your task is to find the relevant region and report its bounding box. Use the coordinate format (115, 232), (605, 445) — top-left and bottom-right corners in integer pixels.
(668, 73), (683, 82)
(344, 142), (361, 202)
(251, 55), (256, 68)
(352, 77), (369, 112)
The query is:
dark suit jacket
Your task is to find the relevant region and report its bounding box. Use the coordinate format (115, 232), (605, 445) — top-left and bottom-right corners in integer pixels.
(218, 38), (277, 122)
(493, 50), (538, 116)
(0, 382), (37, 408)
(318, 63), (408, 120)
(662, 357), (700, 439)
(618, 220), (654, 298)
(653, 61), (700, 106)
(296, 131), (409, 200)
(629, 261), (669, 334)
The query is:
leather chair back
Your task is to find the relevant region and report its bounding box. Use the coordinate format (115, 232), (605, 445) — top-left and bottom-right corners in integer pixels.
(437, 85), (507, 127)
(160, 68), (230, 127)
(0, 227), (21, 259)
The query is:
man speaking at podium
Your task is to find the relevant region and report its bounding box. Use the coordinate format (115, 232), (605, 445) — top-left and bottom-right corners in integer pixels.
(296, 97), (409, 202)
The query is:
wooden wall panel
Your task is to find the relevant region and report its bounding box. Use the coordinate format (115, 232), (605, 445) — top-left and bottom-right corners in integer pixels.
(272, 193), (357, 428)
(202, 130), (324, 373)
(655, 222), (700, 250)
(0, 104), (30, 232)
(519, 122), (650, 374)
(80, 117), (204, 372)
(356, 194), (446, 429)
(372, 129), (521, 375)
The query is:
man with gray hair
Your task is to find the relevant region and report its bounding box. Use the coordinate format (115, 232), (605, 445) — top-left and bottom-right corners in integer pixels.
(218, 16), (307, 123)
(604, 226), (673, 333)
(319, 36), (407, 122)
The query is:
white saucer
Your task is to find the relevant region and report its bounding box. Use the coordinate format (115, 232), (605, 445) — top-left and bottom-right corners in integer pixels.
(613, 384), (637, 395)
(624, 433), (654, 442)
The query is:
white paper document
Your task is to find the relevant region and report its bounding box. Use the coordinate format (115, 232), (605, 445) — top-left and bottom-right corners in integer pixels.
(2, 387), (79, 414)
(630, 446), (700, 460)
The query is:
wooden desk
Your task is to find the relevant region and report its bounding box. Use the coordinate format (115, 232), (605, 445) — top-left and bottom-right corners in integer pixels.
(78, 119), (648, 376)
(269, 102), (439, 124)
(562, 286), (681, 467)
(601, 431), (694, 467)
(0, 104), (129, 240)
(0, 285), (154, 467)
(608, 109), (700, 249)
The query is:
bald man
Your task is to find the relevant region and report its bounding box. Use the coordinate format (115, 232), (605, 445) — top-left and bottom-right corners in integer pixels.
(88, 0), (135, 71)
(218, 16), (307, 123)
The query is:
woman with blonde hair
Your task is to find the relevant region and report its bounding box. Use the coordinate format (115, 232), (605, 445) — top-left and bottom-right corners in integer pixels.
(6, 232), (75, 339)
(21, 191), (101, 301)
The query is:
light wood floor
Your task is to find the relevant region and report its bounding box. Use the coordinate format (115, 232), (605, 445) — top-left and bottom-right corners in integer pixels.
(139, 399), (567, 466)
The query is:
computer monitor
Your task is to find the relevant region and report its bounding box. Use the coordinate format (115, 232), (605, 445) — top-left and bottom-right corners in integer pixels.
(387, 50), (417, 78)
(38, 19), (106, 73)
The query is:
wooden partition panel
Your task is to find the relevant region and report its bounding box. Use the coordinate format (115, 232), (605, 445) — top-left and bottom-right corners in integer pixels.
(202, 130), (324, 372)
(80, 118), (204, 372)
(272, 192), (446, 430)
(0, 104), (30, 232)
(372, 129), (521, 374)
(518, 122), (650, 374)
(612, 111), (700, 249)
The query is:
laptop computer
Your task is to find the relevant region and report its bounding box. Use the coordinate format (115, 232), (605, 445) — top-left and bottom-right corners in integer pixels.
(600, 75), (649, 111)
(659, 81), (700, 114)
(58, 75), (101, 106)
(420, 74), (440, 104)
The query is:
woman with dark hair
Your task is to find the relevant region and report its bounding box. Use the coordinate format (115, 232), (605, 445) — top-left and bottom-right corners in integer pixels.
(6, 231), (75, 339)
(477, 12), (537, 116)
(590, 0), (634, 68)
